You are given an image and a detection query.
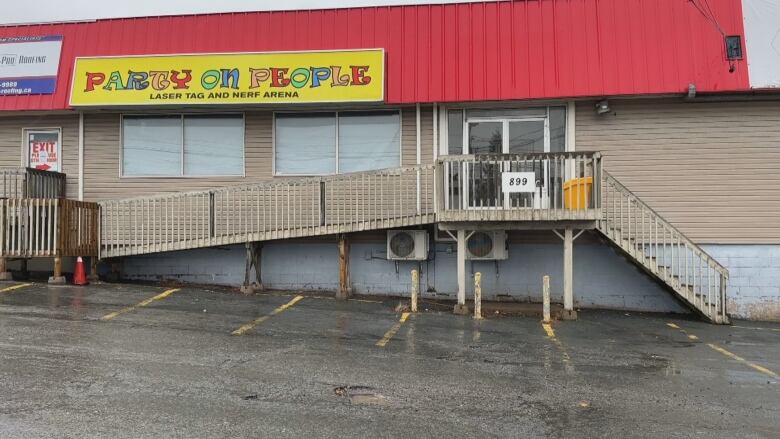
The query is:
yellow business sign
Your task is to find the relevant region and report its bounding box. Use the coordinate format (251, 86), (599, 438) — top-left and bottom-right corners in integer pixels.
(69, 49), (384, 106)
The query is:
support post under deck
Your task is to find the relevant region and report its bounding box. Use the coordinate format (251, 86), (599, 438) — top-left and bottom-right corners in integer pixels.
(0, 257), (11, 281)
(454, 229), (469, 315)
(337, 234), (350, 300)
(562, 227), (577, 320)
(88, 257), (100, 282)
(48, 256), (66, 285)
(241, 242), (263, 294)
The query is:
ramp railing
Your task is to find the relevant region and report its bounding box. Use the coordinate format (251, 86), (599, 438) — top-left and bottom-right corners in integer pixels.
(100, 164), (436, 257)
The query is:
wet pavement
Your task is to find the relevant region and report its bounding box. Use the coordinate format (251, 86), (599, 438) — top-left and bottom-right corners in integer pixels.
(0, 282), (778, 438)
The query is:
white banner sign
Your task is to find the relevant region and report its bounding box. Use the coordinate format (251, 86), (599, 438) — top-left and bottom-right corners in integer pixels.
(502, 172), (536, 193)
(0, 35), (63, 95)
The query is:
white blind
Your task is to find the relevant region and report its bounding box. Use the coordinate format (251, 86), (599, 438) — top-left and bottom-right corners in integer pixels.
(275, 114), (337, 175)
(122, 115), (244, 177)
(122, 116), (182, 176)
(184, 115), (244, 176)
(338, 112), (400, 173)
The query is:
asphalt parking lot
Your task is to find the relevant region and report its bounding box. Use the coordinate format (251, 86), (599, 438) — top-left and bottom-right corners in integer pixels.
(0, 282), (778, 438)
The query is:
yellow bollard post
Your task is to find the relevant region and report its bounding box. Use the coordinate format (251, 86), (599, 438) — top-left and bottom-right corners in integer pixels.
(543, 275), (551, 323)
(411, 269), (419, 313)
(474, 272), (483, 320)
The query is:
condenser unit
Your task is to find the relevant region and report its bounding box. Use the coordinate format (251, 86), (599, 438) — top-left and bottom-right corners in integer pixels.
(387, 230), (429, 261)
(466, 231), (508, 260)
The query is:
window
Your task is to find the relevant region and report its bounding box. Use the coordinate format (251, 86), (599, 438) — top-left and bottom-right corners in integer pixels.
(338, 111), (400, 173)
(275, 114), (337, 175)
(122, 114), (244, 177)
(25, 128), (62, 172)
(275, 111), (400, 175)
(447, 109), (464, 154)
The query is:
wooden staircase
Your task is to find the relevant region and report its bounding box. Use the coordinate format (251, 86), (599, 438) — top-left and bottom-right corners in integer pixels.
(597, 171), (729, 324)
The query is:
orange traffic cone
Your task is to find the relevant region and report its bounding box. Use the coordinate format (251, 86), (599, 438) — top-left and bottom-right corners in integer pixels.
(73, 257), (88, 286)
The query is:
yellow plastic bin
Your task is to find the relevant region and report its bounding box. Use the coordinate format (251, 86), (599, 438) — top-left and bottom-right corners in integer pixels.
(563, 177), (593, 209)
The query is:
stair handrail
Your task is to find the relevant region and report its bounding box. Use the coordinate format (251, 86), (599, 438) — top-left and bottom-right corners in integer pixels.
(601, 170), (729, 279)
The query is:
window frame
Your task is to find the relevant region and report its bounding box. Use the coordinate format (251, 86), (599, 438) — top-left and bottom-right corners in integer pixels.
(119, 113), (246, 179)
(21, 127), (62, 172)
(440, 104), (572, 155)
(272, 109), (403, 177)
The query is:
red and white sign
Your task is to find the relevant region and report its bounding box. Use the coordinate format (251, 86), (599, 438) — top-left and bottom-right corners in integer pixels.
(27, 130), (60, 172)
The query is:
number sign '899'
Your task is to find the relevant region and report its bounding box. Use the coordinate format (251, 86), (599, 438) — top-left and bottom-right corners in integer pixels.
(502, 172), (536, 193)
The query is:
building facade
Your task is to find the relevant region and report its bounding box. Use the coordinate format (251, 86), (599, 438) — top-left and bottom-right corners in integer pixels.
(1, 0), (779, 321)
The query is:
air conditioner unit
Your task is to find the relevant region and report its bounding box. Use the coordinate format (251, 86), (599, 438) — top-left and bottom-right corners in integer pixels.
(466, 231), (508, 260)
(387, 230), (429, 261)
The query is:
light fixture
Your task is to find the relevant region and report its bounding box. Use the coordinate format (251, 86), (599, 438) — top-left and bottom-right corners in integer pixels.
(595, 99), (611, 115)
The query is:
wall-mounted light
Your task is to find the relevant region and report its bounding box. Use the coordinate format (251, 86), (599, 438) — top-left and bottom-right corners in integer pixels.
(595, 99), (611, 115)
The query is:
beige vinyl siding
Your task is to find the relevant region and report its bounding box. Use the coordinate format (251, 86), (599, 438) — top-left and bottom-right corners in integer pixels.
(576, 99), (780, 244)
(420, 106), (434, 165)
(0, 114), (78, 198)
(401, 107), (416, 166)
(401, 105), (434, 166)
(84, 106), (424, 201)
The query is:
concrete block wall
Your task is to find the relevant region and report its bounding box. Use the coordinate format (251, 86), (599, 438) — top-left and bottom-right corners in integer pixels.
(120, 233), (688, 315)
(703, 245), (780, 321)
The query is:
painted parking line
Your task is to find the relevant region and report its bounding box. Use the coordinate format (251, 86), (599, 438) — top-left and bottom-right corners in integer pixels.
(666, 322), (778, 379)
(706, 343), (778, 378)
(100, 288), (181, 321)
(376, 312), (411, 347)
(541, 322), (573, 369)
(0, 283), (33, 294)
(231, 295), (304, 336)
(731, 325), (780, 332)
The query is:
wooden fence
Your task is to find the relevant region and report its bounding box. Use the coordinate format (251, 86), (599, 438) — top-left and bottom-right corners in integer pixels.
(0, 167), (67, 199)
(0, 199), (99, 258)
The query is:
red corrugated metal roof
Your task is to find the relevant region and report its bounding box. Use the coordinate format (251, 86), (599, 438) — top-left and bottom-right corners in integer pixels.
(0, 0), (750, 111)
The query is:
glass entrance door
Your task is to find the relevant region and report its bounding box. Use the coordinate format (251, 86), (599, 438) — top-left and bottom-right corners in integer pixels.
(464, 116), (549, 209)
(465, 121), (503, 207)
(506, 119), (547, 209)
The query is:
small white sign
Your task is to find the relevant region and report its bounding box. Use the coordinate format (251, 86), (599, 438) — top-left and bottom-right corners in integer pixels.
(502, 172), (536, 193)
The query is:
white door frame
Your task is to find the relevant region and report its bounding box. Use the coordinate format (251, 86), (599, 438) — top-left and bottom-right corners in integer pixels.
(462, 114), (550, 209)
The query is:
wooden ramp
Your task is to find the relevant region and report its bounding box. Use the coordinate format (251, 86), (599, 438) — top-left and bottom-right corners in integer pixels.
(99, 165), (437, 258)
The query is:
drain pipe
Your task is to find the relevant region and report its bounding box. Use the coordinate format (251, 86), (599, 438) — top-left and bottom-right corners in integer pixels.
(78, 112), (84, 201)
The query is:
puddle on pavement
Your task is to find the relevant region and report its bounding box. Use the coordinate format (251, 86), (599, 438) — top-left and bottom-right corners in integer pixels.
(334, 385), (387, 405)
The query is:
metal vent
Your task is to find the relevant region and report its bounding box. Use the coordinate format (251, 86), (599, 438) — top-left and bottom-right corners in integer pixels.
(468, 232), (494, 258)
(389, 232), (415, 258)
